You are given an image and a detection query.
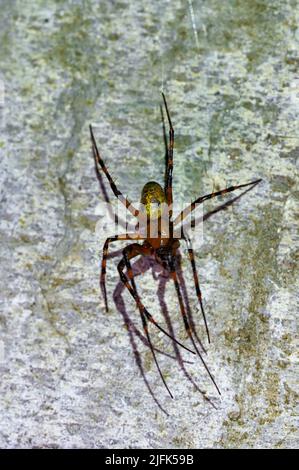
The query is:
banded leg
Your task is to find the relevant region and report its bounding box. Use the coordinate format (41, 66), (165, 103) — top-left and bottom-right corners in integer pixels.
(121, 244), (174, 398)
(181, 234), (210, 344)
(156, 272), (216, 409)
(160, 104), (168, 190)
(90, 125), (139, 218)
(162, 93), (174, 235)
(117, 253), (195, 356)
(101, 233), (141, 312)
(92, 141), (128, 230)
(169, 260), (221, 395)
(175, 250), (206, 354)
(173, 179), (262, 226)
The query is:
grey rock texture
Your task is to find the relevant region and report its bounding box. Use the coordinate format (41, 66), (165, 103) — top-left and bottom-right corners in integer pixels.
(0, 0), (298, 448)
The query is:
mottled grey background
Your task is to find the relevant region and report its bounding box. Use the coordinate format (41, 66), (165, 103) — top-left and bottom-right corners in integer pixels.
(0, 0), (298, 448)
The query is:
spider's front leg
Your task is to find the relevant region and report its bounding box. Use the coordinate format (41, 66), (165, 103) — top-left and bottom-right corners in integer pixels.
(162, 93), (174, 236)
(174, 178), (262, 226)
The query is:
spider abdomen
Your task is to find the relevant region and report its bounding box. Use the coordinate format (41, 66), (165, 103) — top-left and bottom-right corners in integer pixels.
(140, 181), (166, 218)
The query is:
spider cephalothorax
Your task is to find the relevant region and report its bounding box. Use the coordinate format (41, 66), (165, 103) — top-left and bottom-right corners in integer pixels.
(90, 93), (261, 407)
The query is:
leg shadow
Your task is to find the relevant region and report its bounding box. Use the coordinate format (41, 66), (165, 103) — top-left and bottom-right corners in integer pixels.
(113, 252), (217, 412)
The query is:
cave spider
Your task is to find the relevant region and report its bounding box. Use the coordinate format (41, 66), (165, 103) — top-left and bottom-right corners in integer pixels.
(90, 93), (261, 400)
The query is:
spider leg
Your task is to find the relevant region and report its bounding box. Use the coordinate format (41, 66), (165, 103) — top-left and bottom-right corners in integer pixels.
(181, 233), (210, 344)
(113, 261), (194, 365)
(169, 259), (221, 396)
(92, 143), (128, 230)
(173, 178), (262, 226)
(113, 277), (169, 414)
(175, 250), (207, 353)
(90, 124), (139, 218)
(117, 250), (196, 356)
(160, 104), (168, 188)
(161, 93), (174, 236)
(118, 244), (173, 398)
(101, 233), (141, 312)
(157, 273), (217, 409)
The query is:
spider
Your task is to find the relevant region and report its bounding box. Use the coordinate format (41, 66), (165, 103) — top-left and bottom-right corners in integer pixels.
(90, 93), (261, 400)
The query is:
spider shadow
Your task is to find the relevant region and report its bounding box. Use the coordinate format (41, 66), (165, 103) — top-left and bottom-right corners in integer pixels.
(112, 251), (215, 412)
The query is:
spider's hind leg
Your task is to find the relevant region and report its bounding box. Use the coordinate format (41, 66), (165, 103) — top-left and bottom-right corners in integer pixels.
(117, 243), (174, 398)
(175, 249), (207, 353)
(181, 233), (210, 344)
(117, 248), (195, 356)
(169, 258), (221, 396)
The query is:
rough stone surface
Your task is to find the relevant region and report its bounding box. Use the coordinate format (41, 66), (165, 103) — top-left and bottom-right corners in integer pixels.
(0, 0), (298, 448)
